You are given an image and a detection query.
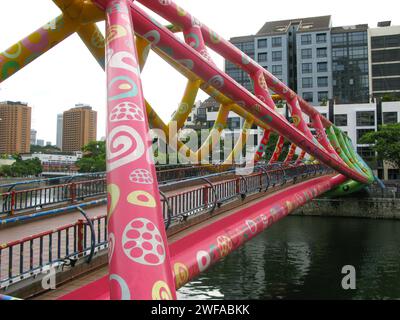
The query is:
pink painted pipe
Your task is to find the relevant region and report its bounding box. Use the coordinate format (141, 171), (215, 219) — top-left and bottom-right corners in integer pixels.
(94, 0), (176, 300)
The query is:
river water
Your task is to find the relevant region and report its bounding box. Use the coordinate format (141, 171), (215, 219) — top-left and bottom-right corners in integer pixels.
(178, 216), (400, 300)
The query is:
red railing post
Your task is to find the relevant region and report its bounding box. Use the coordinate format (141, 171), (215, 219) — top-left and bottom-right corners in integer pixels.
(236, 178), (241, 196)
(70, 183), (76, 203)
(203, 185), (209, 209)
(10, 191), (16, 215)
(77, 219), (85, 256)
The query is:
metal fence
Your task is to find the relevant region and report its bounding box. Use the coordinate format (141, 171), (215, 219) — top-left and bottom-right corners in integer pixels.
(0, 216), (107, 288)
(0, 163), (332, 288)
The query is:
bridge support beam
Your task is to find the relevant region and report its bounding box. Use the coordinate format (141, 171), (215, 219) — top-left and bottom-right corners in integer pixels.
(98, 0), (176, 300)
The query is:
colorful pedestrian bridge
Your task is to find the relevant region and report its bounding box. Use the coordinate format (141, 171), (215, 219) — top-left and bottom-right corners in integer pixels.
(0, 0), (375, 300)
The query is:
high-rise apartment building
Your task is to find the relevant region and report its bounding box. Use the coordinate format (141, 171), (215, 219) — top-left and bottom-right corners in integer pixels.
(228, 17), (400, 106)
(0, 101), (31, 154)
(30, 129), (37, 146)
(56, 114), (63, 150)
(369, 23), (400, 100)
(62, 104), (97, 152)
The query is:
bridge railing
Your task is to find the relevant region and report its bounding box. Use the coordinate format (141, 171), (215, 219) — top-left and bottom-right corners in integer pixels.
(0, 216), (107, 289)
(0, 179), (107, 216)
(161, 163), (333, 227)
(0, 163), (332, 288)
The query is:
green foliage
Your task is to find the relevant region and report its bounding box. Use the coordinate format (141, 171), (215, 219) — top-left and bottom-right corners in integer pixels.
(381, 93), (400, 102)
(76, 141), (106, 173)
(0, 158), (42, 177)
(30, 145), (61, 154)
(360, 123), (400, 169)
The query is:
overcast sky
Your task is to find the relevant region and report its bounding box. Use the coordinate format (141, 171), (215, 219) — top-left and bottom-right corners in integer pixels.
(0, 0), (399, 144)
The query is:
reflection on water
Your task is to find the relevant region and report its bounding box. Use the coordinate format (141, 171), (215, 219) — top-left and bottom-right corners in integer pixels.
(178, 216), (400, 300)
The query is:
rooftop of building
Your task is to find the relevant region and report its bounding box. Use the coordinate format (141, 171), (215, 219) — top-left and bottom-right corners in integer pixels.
(331, 24), (369, 33)
(257, 15), (332, 35)
(0, 101), (29, 106)
(198, 97), (218, 109)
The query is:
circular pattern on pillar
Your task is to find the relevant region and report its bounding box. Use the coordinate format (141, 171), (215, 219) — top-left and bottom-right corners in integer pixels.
(152, 281), (173, 300)
(144, 30), (161, 45)
(109, 274), (131, 300)
(129, 169), (154, 185)
(2, 43), (22, 59)
(217, 236), (233, 258)
(174, 262), (190, 288)
(110, 102), (144, 122)
(127, 190), (156, 208)
(159, 0), (172, 5)
(122, 218), (166, 266)
(208, 75), (224, 89)
(185, 32), (200, 49)
(196, 250), (211, 272)
(107, 184), (120, 219)
(246, 219), (257, 234)
(108, 233), (116, 263)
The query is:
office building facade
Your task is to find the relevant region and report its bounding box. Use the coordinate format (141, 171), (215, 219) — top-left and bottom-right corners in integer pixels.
(228, 17), (400, 106)
(0, 101), (31, 154)
(369, 24), (400, 100)
(62, 104), (97, 152)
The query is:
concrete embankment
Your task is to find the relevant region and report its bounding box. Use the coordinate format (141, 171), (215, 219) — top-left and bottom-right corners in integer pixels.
(293, 197), (400, 220)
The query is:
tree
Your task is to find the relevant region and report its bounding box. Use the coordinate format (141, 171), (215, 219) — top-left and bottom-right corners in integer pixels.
(0, 158), (42, 177)
(360, 123), (400, 169)
(30, 145), (61, 154)
(76, 141), (106, 173)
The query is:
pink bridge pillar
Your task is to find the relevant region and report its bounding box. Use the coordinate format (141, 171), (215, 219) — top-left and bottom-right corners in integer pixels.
(99, 0), (176, 300)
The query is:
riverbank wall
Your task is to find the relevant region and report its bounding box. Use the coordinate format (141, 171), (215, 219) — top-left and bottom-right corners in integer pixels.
(293, 197), (400, 220)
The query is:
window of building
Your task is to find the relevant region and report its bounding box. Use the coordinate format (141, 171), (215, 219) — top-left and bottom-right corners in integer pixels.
(372, 63), (400, 77)
(272, 51), (282, 61)
(383, 112), (398, 124)
(349, 46), (368, 59)
(317, 77), (328, 87)
(302, 77), (313, 88)
(373, 78), (400, 91)
(258, 52), (268, 62)
(302, 63), (313, 74)
(301, 34), (312, 45)
(272, 37), (282, 47)
(317, 47), (327, 58)
(332, 62), (345, 72)
(318, 91), (329, 102)
(356, 111), (375, 126)
(317, 62), (328, 72)
(257, 39), (268, 49)
(301, 48), (312, 59)
(228, 118), (241, 130)
(334, 114), (348, 126)
(357, 129), (375, 144)
(357, 147), (375, 159)
(316, 33), (327, 43)
(272, 65), (283, 75)
(372, 49), (400, 63)
(332, 33), (346, 45)
(388, 169), (400, 180)
(348, 32), (367, 45)
(332, 48), (347, 58)
(358, 61), (369, 73)
(302, 92), (313, 102)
